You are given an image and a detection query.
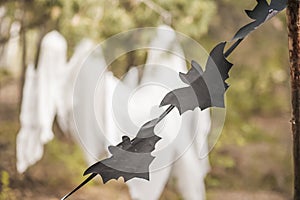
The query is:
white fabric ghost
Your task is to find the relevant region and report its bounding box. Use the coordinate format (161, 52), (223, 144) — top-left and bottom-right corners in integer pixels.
(16, 64), (43, 173)
(104, 67), (141, 144)
(69, 44), (109, 165)
(126, 25), (211, 200)
(64, 47), (140, 163)
(102, 71), (130, 147)
(16, 31), (68, 173)
(37, 30), (68, 144)
(56, 39), (95, 134)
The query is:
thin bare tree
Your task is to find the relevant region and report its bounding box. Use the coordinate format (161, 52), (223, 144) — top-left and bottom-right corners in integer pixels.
(287, 1), (300, 199)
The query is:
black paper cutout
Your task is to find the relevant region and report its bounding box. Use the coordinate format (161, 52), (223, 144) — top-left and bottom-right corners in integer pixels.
(233, 0), (287, 40)
(160, 42), (233, 115)
(61, 119), (161, 200)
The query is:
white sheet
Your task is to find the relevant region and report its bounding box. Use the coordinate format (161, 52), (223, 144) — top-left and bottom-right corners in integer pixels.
(127, 25), (211, 200)
(16, 64), (43, 173)
(37, 30), (67, 144)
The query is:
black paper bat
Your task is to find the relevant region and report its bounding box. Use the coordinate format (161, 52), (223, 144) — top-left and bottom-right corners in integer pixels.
(160, 42), (233, 115)
(233, 0), (287, 40)
(61, 119), (161, 200)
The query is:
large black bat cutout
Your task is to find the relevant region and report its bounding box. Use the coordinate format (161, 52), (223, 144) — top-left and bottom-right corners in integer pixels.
(61, 119), (161, 200)
(160, 42), (233, 115)
(233, 0), (287, 40)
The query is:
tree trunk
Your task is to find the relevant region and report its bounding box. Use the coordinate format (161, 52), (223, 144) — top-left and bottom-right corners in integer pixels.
(287, 1), (300, 199)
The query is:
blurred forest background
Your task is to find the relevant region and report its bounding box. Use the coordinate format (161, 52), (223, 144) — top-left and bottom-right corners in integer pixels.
(0, 0), (292, 199)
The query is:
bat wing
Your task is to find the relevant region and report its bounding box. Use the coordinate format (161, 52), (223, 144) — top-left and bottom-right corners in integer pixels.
(130, 119), (162, 152)
(245, 0), (269, 20)
(234, 0), (287, 40)
(83, 154), (153, 183)
(233, 21), (260, 40)
(160, 85), (210, 115)
(234, 0), (268, 40)
(83, 119), (161, 183)
(179, 60), (204, 85)
(61, 119), (162, 199)
(204, 42), (233, 87)
(160, 42), (232, 114)
(270, 0), (287, 11)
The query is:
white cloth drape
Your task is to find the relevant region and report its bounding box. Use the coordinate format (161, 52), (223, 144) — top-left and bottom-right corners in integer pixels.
(16, 64), (43, 173)
(16, 36), (109, 171)
(56, 39), (95, 134)
(16, 30), (68, 173)
(37, 30), (68, 144)
(70, 43), (108, 164)
(127, 25), (211, 200)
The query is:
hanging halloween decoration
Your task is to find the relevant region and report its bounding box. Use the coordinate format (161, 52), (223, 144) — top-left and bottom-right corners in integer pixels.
(160, 42), (232, 114)
(62, 0), (287, 199)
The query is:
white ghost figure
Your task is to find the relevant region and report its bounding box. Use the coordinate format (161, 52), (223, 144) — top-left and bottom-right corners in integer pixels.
(125, 25), (211, 200)
(37, 30), (67, 144)
(16, 31), (68, 173)
(16, 64), (43, 173)
(103, 66), (142, 146)
(67, 43), (140, 164)
(56, 39), (95, 134)
(102, 71), (129, 147)
(70, 44), (110, 165)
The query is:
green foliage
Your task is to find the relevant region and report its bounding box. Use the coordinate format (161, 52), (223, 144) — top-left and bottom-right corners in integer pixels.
(0, 171), (16, 200)
(160, 0), (216, 39)
(40, 137), (88, 186)
(0, 69), (11, 83)
(1, 0), (216, 53)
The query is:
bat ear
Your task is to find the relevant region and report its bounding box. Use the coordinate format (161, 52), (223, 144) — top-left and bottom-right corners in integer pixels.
(245, 10), (256, 19)
(270, 0), (287, 11)
(122, 136), (130, 142)
(245, 0), (270, 20)
(179, 60), (204, 84)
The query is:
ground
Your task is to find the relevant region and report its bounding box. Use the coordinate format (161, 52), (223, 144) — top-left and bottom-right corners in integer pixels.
(0, 79), (293, 200)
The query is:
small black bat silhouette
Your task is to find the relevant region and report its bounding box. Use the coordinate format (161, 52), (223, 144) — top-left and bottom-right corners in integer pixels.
(61, 119), (161, 200)
(233, 0), (287, 40)
(160, 42), (233, 115)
